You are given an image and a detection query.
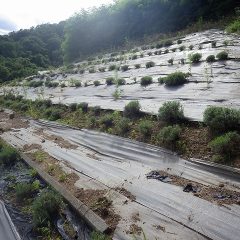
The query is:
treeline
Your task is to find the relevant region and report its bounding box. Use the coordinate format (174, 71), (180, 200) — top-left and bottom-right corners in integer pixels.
(0, 22), (65, 82)
(62, 0), (239, 62)
(0, 0), (239, 82)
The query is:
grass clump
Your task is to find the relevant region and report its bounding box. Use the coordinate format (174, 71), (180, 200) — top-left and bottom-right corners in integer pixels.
(164, 72), (188, 86)
(108, 65), (118, 71)
(203, 106), (240, 134)
(124, 100), (141, 119)
(45, 109), (63, 121)
(216, 51), (228, 60)
(158, 101), (184, 123)
(15, 180), (40, 201)
(69, 103), (77, 112)
(189, 53), (202, 63)
(145, 61), (155, 68)
(121, 65), (129, 71)
(209, 132), (240, 163)
(89, 68), (96, 73)
(116, 78), (126, 86)
(99, 114), (114, 128)
(140, 76), (153, 87)
(78, 102), (88, 113)
(157, 125), (181, 149)
(179, 45), (186, 51)
(32, 190), (64, 227)
(0, 142), (20, 167)
(90, 231), (111, 240)
(115, 118), (130, 136)
(206, 55), (215, 63)
(106, 77), (115, 85)
(94, 80), (100, 86)
(99, 67), (106, 72)
(138, 120), (153, 139)
(168, 58), (174, 65)
(135, 64), (141, 69)
(226, 19), (240, 34)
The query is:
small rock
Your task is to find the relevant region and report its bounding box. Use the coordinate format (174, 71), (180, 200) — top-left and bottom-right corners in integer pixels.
(219, 183), (224, 188)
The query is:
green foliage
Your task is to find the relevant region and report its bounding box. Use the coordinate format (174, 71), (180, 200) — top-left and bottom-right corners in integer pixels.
(32, 190), (64, 227)
(189, 53), (202, 63)
(75, 81), (82, 88)
(0, 142), (20, 167)
(29, 81), (44, 88)
(15, 180), (40, 201)
(157, 125), (181, 149)
(115, 118), (130, 136)
(90, 231), (111, 240)
(135, 64), (141, 69)
(211, 41), (217, 48)
(206, 55), (216, 63)
(179, 45), (186, 51)
(226, 19), (240, 33)
(116, 78), (126, 86)
(99, 67), (106, 72)
(189, 45), (194, 50)
(69, 103), (77, 111)
(216, 51), (228, 60)
(94, 80), (100, 86)
(177, 39), (182, 44)
(78, 102), (88, 113)
(138, 120), (153, 139)
(106, 77), (115, 85)
(209, 132), (240, 162)
(158, 101), (184, 123)
(89, 68), (96, 73)
(140, 76), (153, 87)
(124, 100), (141, 118)
(163, 72), (188, 86)
(108, 64), (118, 71)
(146, 61), (155, 68)
(99, 114), (114, 128)
(168, 58), (174, 65)
(45, 108), (63, 121)
(121, 65), (129, 71)
(203, 106), (240, 134)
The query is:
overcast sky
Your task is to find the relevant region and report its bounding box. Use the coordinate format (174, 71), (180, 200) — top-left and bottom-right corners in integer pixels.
(0, 0), (113, 35)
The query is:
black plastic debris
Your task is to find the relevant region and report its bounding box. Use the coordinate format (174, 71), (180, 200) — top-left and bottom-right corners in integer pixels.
(214, 194), (232, 200)
(146, 171), (172, 183)
(183, 183), (198, 193)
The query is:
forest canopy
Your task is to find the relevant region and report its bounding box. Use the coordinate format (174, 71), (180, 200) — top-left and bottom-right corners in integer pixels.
(0, 0), (239, 82)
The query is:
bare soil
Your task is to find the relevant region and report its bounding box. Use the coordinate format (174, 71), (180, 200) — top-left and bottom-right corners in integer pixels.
(114, 187), (136, 201)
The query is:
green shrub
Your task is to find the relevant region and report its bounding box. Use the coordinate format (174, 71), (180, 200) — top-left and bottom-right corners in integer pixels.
(15, 180), (40, 201)
(89, 68), (95, 73)
(75, 81), (82, 88)
(87, 116), (97, 128)
(211, 41), (217, 48)
(124, 101), (141, 118)
(94, 80), (100, 86)
(78, 102), (88, 113)
(106, 77), (115, 85)
(99, 67), (106, 72)
(92, 106), (101, 116)
(146, 61), (155, 68)
(135, 64), (141, 69)
(157, 125), (181, 149)
(216, 51), (228, 60)
(100, 114), (114, 128)
(60, 83), (66, 88)
(115, 118), (130, 136)
(168, 58), (174, 65)
(209, 132), (240, 162)
(179, 45), (186, 51)
(79, 69), (85, 74)
(140, 76), (153, 87)
(203, 106), (240, 134)
(138, 120), (153, 139)
(177, 39), (182, 44)
(164, 49), (169, 54)
(164, 72), (188, 86)
(206, 55), (215, 63)
(90, 231), (111, 240)
(116, 78), (126, 86)
(108, 65), (118, 71)
(189, 53), (202, 63)
(121, 65), (129, 71)
(29, 81), (44, 88)
(32, 190), (64, 227)
(158, 101), (184, 123)
(132, 55), (138, 60)
(156, 42), (163, 49)
(0, 143), (20, 167)
(163, 39), (173, 47)
(46, 109), (63, 121)
(189, 45), (194, 50)
(147, 52), (152, 56)
(69, 103), (77, 112)
(226, 19), (240, 33)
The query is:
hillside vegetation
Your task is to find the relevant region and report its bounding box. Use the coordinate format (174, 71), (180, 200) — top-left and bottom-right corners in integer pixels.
(0, 0), (239, 83)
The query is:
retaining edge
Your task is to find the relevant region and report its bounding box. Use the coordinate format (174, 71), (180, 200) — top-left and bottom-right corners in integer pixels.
(20, 153), (109, 233)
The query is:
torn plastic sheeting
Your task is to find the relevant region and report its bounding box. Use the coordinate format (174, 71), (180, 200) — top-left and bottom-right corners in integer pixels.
(0, 201), (21, 240)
